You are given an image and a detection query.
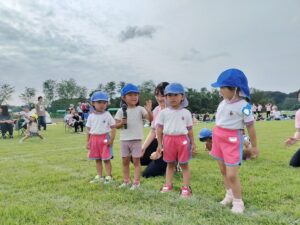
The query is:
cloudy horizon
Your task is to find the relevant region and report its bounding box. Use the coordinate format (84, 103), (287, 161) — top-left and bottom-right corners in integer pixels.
(1, 0), (300, 105)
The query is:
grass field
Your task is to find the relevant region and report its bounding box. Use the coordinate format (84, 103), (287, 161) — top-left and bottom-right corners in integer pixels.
(1, 120), (300, 225)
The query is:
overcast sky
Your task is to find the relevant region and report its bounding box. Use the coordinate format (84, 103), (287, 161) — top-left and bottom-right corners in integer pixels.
(1, 0), (300, 105)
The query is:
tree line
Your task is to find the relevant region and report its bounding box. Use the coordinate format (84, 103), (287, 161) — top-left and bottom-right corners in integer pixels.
(0, 79), (299, 113)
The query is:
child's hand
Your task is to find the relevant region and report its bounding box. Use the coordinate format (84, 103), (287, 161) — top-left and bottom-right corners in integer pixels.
(121, 118), (127, 125)
(150, 151), (162, 160)
(144, 100), (152, 112)
(86, 142), (90, 150)
(251, 146), (259, 158)
(107, 139), (114, 147)
(285, 137), (298, 147)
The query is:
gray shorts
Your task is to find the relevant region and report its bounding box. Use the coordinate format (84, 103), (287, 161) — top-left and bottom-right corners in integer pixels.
(121, 140), (142, 158)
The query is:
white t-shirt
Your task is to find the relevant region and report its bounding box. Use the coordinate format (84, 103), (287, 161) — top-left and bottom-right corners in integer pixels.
(257, 105), (262, 112)
(115, 106), (148, 140)
(151, 106), (162, 130)
(157, 108), (193, 135)
(29, 122), (39, 133)
(86, 111), (116, 135)
(271, 110), (281, 119)
(19, 111), (32, 123)
(216, 99), (255, 130)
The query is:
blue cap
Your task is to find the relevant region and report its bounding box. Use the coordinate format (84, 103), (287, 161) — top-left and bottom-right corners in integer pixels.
(198, 128), (212, 141)
(90, 91), (109, 102)
(164, 83), (185, 95)
(121, 83), (140, 97)
(164, 83), (189, 108)
(211, 68), (250, 99)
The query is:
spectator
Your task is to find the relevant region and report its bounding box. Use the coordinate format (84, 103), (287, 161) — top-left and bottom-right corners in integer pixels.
(0, 105), (14, 139)
(35, 96), (47, 131)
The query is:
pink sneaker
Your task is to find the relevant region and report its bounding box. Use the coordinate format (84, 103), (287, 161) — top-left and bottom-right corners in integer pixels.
(180, 186), (192, 198)
(160, 184), (173, 193)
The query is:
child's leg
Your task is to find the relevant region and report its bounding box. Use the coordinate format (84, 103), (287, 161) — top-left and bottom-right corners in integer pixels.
(103, 160), (112, 177)
(180, 163), (190, 187)
(38, 134), (44, 139)
(20, 135), (30, 142)
(225, 166), (241, 199)
(122, 157), (130, 182)
(95, 159), (103, 177)
(165, 162), (176, 185)
(132, 157), (141, 184)
(217, 161), (230, 190)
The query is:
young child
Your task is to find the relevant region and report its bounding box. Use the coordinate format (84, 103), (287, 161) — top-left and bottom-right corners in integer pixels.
(210, 68), (259, 214)
(115, 83), (153, 190)
(156, 83), (196, 198)
(86, 91), (116, 184)
(198, 128), (212, 152)
(19, 114), (44, 142)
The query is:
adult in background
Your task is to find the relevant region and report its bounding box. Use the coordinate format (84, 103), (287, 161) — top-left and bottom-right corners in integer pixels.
(140, 82), (169, 178)
(285, 90), (300, 167)
(0, 105), (14, 139)
(35, 96), (47, 131)
(265, 103), (272, 120)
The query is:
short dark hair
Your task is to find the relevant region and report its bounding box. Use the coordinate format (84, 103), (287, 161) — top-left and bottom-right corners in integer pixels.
(154, 82), (169, 96)
(0, 105), (9, 116)
(38, 96), (43, 100)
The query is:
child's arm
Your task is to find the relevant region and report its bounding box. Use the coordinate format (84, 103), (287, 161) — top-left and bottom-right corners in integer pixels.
(141, 129), (156, 156)
(156, 125), (163, 154)
(187, 128), (197, 155)
(144, 100), (153, 122)
(108, 127), (116, 146)
(246, 124), (259, 157)
(86, 127), (91, 150)
(115, 119), (126, 129)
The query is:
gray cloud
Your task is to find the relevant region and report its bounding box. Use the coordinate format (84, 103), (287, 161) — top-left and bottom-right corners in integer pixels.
(119, 25), (156, 42)
(181, 48), (230, 62)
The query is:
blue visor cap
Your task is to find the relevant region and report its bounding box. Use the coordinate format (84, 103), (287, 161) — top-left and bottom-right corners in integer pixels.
(164, 83), (188, 108)
(121, 83), (140, 97)
(211, 68), (250, 99)
(90, 91), (109, 102)
(198, 128), (212, 141)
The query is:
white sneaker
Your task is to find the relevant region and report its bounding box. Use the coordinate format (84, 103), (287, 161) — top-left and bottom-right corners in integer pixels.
(231, 200), (245, 214)
(104, 176), (113, 184)
(89, 175), (104, 184)
(220, 193), (233, 206)
(130, 182), (140, 191)
(118, 181), (131, 188)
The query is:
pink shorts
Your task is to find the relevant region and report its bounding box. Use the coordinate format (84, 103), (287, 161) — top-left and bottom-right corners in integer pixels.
(121, 140), (142, 158)
(163, 135), (191, 164)
(210, 126), (243, 166)
(88, 134), (113, 160)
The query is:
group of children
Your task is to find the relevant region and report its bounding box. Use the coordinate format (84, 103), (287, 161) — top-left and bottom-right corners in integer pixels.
(85, 68), (259, 214)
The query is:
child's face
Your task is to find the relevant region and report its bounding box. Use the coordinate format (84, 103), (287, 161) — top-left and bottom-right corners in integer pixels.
(155, 93), (165, 106)
(166, 93), (184, 108)
(93, 101), (108, 112)
(220, 87), (236, 100)
(123, 93), (139, 107)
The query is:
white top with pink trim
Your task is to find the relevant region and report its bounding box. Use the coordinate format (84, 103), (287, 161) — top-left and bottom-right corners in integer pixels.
(295, 109), (300, 129)
(157, 108), (193, 135)
(86, 111), (116, 135)
(216, 99), (255, 130)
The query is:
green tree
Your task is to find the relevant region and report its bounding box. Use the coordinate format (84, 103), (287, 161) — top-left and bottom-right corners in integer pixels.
(0, 83), (14, 105)
(19, 87), (36, 105)
(57, 79), (87, 100)
(104, 81), (116, 99)
(43, 79), (57, 107)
